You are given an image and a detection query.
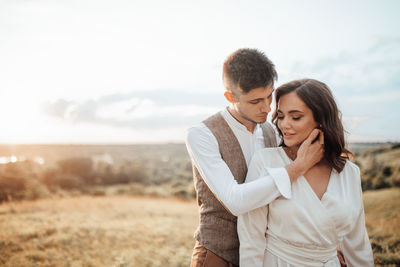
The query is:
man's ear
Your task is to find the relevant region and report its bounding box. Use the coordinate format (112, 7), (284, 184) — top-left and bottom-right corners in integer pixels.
(224, 91), (234, 103)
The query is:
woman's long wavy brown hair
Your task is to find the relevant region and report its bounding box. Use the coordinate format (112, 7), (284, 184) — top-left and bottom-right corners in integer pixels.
(272, 79), (352, 173)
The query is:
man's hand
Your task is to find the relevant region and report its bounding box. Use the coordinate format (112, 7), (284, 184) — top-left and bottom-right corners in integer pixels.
(286, 129), (324, 183)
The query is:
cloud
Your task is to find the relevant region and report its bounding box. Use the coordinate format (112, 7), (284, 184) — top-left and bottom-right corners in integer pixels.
(282, 37), (400, 142)
(283, 36), (400, 96)
(41, 90), (224, 129)
(41, 99), (74, 118)
(39, 37), (400, 142)
(343, 115), (375, 131)
(343, 90), (400, 104)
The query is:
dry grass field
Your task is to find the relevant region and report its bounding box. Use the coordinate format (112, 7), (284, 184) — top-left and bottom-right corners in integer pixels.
(0, 196), (198, 267)
(364, 188), (400, 266)
(0, 143), (399, 266)
(1, 188), (399, 266)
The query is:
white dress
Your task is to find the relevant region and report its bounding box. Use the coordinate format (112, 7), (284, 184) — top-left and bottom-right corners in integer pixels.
(237, 147), (374, 267)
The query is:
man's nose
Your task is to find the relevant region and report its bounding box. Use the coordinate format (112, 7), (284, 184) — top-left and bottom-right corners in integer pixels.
(260, 100), (271, 113)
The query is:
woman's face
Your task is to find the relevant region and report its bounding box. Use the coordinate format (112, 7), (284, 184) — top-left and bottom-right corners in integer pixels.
(277, 91), (318, 148)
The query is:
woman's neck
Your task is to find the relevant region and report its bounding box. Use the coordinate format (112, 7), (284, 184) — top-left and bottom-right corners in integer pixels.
(284, 145), (328, 167)
(283, 145), (300, 161)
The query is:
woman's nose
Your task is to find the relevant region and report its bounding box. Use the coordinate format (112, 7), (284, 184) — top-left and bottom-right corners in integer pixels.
(280, 117), (290, 129)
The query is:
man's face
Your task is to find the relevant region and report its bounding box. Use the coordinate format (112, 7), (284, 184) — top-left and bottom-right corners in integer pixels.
(232, 84), (274, 125)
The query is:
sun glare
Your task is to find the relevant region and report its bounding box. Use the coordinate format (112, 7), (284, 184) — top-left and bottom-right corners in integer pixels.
(0, 156), (17, 164)
(0, 93), (45, 143)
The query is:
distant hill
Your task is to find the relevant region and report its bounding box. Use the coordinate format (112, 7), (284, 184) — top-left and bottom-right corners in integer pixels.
(353, 143), (400, 190)
(348, 142), (398, 154)
(0, 143), (398, 202)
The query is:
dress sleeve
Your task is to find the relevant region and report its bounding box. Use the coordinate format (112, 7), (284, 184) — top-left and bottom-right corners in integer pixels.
(339, 165), (374, 267)
(185, 125), (291, 216)
(237, 153), (269, 267)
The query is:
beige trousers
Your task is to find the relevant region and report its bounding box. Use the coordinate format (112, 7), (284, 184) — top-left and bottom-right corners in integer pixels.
(190, 241), (237, 267)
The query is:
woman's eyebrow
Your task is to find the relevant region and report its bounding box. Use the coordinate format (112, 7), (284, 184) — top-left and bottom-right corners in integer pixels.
(277, 109), (304, 114)
(288, 110), (304, 114)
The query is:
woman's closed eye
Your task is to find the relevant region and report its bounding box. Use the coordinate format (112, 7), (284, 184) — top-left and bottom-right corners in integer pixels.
(277, 115), (302, 120)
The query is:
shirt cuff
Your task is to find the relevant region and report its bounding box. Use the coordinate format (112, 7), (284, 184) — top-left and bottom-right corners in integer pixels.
(265, 167), (291, 199)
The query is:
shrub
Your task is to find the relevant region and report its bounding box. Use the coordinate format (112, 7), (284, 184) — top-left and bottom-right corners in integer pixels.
(391, 166), (400, 187)
(56, 157), (95, 185)
(372, 175), (391, 190)
(0, 174), (26, 201)
(54, 174), (84, 190)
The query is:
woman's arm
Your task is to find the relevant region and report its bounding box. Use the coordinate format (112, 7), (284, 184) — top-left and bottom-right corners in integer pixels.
(339, 203), (374, 266)
(340, 165), (374, 267)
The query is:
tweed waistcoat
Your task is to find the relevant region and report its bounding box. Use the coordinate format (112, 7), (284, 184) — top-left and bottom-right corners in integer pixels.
(192, 111), (277, 265)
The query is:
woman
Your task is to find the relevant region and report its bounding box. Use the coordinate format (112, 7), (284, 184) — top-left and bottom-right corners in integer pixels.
(237, 79), (374, 266)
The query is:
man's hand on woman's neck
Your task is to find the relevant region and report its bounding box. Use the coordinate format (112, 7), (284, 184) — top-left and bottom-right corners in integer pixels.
(285, 129), (325, 183)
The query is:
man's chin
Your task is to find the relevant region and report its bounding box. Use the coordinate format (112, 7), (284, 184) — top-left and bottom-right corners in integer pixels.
(256, 118), (267, 123)
(240, 113), (267, 125)
(256, 114), (268, 122)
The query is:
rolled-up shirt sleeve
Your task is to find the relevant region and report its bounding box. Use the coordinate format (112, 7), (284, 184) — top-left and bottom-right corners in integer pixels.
(185, 124), (291, 216)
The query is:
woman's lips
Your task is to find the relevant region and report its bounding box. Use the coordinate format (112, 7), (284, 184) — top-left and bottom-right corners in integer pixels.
(283, 133), (295, 138)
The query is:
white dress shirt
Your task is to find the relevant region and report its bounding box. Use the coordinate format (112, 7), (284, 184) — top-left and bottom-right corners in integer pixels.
(238, 147), (374, 267)
(185, 108), (291, 216)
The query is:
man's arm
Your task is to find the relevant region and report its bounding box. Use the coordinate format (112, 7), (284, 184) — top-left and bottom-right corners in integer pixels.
(185, 125), (323, 216)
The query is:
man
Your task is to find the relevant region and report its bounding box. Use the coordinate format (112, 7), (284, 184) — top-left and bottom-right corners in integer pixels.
(185, 48), (324, 267)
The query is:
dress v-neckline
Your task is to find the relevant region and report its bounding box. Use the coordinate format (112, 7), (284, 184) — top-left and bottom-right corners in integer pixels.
(301, 171), (333, 202)
(278, 147), (334, 202)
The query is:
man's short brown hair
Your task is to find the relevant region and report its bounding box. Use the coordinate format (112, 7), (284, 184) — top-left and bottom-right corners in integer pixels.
(223, 48), (277, 94)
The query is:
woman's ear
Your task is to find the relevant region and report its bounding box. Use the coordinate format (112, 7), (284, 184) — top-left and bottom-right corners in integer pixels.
(224, 91), (234, 103)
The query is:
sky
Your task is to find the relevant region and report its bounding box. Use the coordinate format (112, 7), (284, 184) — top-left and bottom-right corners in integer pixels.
(0, 0), (399, 144)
